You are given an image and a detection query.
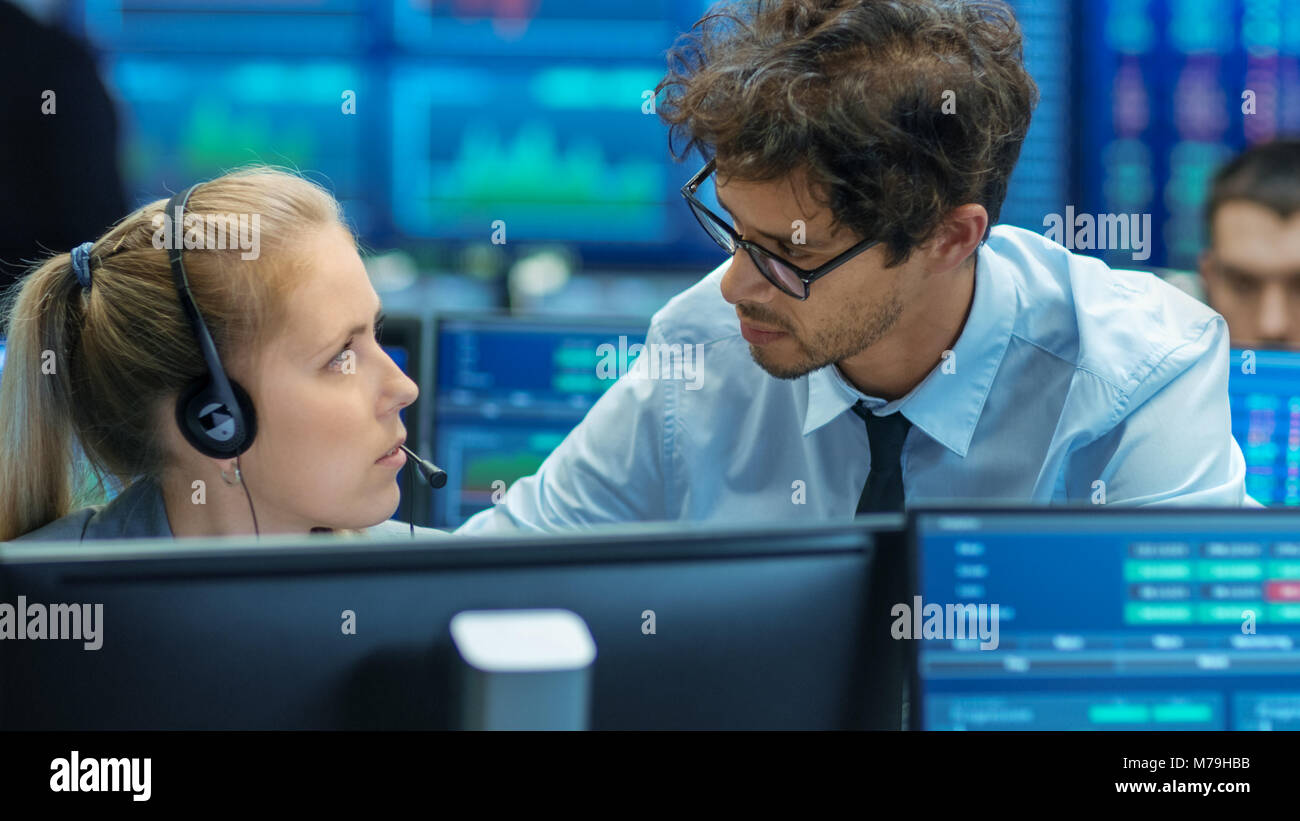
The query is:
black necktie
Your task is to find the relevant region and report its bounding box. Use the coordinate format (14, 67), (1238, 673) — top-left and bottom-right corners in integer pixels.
(852, 401), (912, 513)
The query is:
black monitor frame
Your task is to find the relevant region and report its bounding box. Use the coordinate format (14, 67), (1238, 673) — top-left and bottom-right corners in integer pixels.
(1, 514), (906, 730)
(376, 313), (431, 525)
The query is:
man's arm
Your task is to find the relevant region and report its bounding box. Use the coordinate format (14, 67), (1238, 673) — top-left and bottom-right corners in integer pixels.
(1069, 315), (1250, 506)
(455, 326), (673, 534)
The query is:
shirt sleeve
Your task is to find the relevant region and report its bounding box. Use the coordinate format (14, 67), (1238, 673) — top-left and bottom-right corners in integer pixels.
(455, 324), (672, 534)
(1070, 315), (1250, 507)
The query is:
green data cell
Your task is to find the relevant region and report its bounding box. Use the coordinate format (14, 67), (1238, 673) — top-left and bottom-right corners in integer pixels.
(1267, 561), (1300, 580)
(1125, 602), (1194, 623)
(1124, 561), (1192, 582)
(1268, 604), (1300, 622)
(1197, 561), (1264, 581)
(1197, 602), (1265, 623)
(1153, 703), (1214, 723)
(1089, 704), (1151, 724)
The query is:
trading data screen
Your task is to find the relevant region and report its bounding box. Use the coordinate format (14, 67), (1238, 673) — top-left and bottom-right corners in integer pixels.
(1080, 0), (1300, 269)
(1229, 348), (1300, 507)
(432, 316), (646, 527)
(915, 512), (1300, 730)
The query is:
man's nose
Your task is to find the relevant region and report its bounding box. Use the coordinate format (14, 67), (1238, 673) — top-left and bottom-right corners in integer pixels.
(720, 249), (778, 306)
(1256, 284), (1292, 344)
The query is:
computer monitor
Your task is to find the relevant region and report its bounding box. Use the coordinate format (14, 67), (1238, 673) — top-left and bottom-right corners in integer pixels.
(1078, 2), (1300, 270)
(1228, 348), (1300, 506)
(0, 515), (906, 730)
(376, 313), (430, 525)
(431, 314), (648, 528)
(909, 508), (1300, 730)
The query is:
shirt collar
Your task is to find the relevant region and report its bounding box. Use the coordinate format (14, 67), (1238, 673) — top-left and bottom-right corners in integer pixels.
(800, 243), (1017, 457)
(83, 475), (175, 540)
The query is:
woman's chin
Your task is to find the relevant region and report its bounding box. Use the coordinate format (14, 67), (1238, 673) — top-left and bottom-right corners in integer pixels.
(307, 489), (403, 533)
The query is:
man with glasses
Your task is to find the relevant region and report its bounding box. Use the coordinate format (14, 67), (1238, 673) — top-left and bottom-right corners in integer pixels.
(459, 0), (1252, 534)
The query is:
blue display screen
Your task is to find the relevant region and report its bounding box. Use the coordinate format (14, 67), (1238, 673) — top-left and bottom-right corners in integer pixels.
(1228, 348), (1300, 506)
(81, 0), (1074, 266)
(1079, 0), (1300, 270)
(432, 317), (647, 527)
(915, 512), (1300, 730)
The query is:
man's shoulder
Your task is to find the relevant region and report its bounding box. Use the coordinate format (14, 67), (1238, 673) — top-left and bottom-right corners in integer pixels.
(647, 260), (744, 347)
(987, 225), (1226, 396)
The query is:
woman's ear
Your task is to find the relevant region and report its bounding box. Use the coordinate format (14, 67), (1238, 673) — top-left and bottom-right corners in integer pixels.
(220, 460), (243, 487)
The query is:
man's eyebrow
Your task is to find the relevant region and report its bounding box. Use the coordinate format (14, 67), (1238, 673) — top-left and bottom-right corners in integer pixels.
(1216, 262), (1295, 282)
(1217, 263), (1260, 279)
(315, 301), (385, 358)
(713, 192), (826, 249)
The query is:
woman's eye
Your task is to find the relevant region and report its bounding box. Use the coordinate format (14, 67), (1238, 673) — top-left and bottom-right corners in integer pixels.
(328, 341), (354, 371)
(328, 318), (385, 372)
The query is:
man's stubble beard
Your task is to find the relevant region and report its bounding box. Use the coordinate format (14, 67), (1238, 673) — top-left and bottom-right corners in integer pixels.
(746, 288), (905, 380)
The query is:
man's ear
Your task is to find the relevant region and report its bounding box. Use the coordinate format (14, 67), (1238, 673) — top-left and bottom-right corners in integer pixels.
(1198, 250), (1217, 283)
(926, 204), (988, 272)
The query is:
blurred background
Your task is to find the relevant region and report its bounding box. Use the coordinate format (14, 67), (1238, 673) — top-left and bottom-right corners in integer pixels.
(10, 0), (1300, 308)
(2, 0), (1299, 524)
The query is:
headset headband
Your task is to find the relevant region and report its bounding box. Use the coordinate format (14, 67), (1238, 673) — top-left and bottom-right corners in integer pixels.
(165, 185), (251, 455)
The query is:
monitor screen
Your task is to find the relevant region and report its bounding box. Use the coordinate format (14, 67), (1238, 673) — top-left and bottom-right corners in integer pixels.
(911, 509), (1300, 730)
(0, 516), (905, 730)
(1078, 0), (1300, 270)
(1229, 348), (1300, 506)
(82, 0), (730, 265)
(431, 315), (648, 528)
(80, 0), (1073, 266)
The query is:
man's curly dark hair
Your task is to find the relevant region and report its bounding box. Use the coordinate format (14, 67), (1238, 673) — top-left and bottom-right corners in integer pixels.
(656, 0), (1039, 267)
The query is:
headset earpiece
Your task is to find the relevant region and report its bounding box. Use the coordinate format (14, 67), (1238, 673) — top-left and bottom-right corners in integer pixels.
(174, 375), (257, 459)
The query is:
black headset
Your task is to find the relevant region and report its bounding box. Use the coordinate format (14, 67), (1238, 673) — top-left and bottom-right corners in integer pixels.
(165, 185), (258, 459)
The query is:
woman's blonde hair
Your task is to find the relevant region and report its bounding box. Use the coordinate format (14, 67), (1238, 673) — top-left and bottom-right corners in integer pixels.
(0, 166), (348, 541)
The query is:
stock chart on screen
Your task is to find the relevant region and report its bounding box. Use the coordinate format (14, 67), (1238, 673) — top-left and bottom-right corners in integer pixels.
(78, 0), (1080, 267)
(83, 0), (1300, 270)
(431, 315), (646, 527)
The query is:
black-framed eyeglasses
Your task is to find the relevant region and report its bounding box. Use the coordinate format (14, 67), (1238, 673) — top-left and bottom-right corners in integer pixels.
(680, 158), (880, 300)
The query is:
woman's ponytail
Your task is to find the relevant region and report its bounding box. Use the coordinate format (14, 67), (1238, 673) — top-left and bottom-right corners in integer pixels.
(0, 252), (94, 541)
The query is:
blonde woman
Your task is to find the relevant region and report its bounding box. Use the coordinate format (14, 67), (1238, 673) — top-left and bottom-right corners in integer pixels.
(0, 167), (442, 541)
